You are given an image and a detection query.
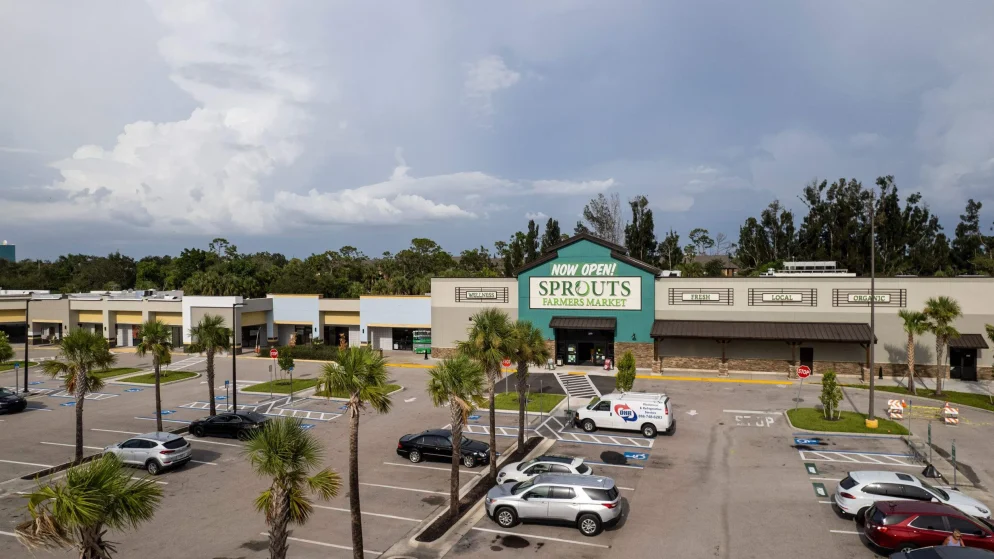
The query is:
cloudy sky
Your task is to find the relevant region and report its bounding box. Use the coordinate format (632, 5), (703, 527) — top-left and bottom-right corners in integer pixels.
(2, 1), (993, 260)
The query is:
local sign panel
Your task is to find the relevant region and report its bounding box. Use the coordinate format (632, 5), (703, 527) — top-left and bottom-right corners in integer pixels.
(528, 276), (642, 310)
(762, 293), (804, 303)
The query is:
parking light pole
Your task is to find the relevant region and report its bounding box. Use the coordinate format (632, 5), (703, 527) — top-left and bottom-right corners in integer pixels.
(868, 190), (877, 421)
(22, 298), (35, 393)
(232, 302), (244, 410)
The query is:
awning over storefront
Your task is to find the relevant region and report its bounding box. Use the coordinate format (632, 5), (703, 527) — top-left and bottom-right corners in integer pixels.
(549, 316), (617, 331)
(650, 320), (874, 343)
(948, 334), (990, 349)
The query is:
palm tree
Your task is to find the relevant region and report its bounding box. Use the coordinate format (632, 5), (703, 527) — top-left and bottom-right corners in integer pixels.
(43, 329), (116, 461)
(188, 314), (231, 416)
(504, 320), (550, 449)
(317, 346), (392, 559)
(457, 308), (510, 479)
(924, 296), (963, 396)
(244, 417), (341, 559)
(135, 319), (173, 431)
(427, 355), (486, 520)
(898, 309), (930, 395)
(16, 454), (163, 558)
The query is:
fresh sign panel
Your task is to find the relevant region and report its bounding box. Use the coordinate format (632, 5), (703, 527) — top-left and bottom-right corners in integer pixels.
(682, 293), (721, 302)
(529, 276), (642, 310)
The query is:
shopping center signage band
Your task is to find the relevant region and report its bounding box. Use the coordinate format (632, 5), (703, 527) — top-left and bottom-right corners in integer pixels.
(762, 293), (804, 302)
(847, 294), (891, 303)
(682, 293), (721, 302)
(529, 276), (642, 310)
(464, 291), (497, 300)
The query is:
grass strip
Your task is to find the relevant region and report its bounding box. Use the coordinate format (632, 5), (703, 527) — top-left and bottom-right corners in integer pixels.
(314, 384), (401, 398)
(494, 392), (565, 413)
(121, 370), (197, 384)
(243, 378), (320, 394)
(787, 407), (909, 435)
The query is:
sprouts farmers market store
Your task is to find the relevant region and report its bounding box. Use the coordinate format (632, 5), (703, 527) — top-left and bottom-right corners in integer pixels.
(430, 234), (994, 380)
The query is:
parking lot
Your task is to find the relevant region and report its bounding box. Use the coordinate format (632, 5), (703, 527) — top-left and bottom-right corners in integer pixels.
(4, 352), (994, 558)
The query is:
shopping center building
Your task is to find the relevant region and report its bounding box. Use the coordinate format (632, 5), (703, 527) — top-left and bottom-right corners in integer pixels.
(2, 234), (992, 380)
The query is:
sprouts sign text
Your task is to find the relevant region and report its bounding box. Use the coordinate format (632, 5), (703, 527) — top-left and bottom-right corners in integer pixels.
(529, 262), (642, 310)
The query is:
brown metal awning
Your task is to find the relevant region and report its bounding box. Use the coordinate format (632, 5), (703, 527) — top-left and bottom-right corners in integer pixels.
(549, 316), (617, 331)
(948, 334), (990, 349)
(650, 320), (875, 343)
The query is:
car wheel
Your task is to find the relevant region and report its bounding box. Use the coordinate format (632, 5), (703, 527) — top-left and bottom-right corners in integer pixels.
(641, 423), (657, 438)
(582, 419), (596, 432)
(897, 543), (916, 552)
(191, 426), (205, 437)
(577, 513), (602, 536)
(409, 450), (422, 463)
(237, 430), (251, 441)
(462, 455), (476, 468)
(855, 507), (868, 526)
(146, 460), (161, 476)
(495, 507), (518, 528)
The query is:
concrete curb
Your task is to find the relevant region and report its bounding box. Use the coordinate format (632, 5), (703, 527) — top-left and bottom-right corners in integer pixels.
(840, 385), (994, 417)
(109, 371), (202, 387)
(781, 409), (906, 438)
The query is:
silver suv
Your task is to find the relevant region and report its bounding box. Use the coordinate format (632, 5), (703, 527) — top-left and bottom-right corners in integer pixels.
(485, 474), (622, 536)
(103, 432), (192, 475)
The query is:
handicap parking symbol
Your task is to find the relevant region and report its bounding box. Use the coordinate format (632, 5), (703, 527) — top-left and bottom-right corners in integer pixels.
(468, 414), (481, 421)
(794, 438), (820, 445)
(158, 410), (175, 416)
(215, 396), (227, 401)
(623, 451), (649, 460)
(338, 405), (349, 411)
(124, 388), (143, 393)
(60, 401), (76, 407)
(29, 381), (44, 386)
(301, 424), (315, 430)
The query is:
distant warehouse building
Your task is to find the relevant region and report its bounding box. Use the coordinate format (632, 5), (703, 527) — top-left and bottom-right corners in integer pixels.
(0, 241), (14, 262)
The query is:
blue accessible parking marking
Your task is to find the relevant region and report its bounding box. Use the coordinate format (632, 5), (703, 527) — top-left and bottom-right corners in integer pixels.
(60, 401), (76, 407)
(338, 405), (349, 411)
(300, 424), (315, 430)
(795, 438), (820, 445)
(215, 396), (227, 401)
(468, 414), (481, 421)
(623, 451), (649, 461)
(29, 381), (44, 386)
(157, 410), (176, 416)
(124, 388), (143, 393)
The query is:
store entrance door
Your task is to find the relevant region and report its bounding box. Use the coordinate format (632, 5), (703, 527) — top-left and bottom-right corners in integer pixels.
(554, 328), (614, 366)
(950, 348), (978, 381)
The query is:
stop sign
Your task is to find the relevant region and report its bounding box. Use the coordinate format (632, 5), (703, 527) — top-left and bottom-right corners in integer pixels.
(797, 365), (811, 379)
(501, 358), (512, 368)
(270, 348), (279, 359)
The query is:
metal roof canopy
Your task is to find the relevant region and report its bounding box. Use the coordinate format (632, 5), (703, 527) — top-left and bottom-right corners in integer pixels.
(549, 316), (617, 331)
(650, 319), (876, 343)
(947, 334), (990, 349)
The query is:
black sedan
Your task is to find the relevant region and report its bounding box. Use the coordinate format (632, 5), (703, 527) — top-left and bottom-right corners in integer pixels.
(397, 428), (490, 468)
(0, 387), (27, 414)
(189, 411), (269, 440)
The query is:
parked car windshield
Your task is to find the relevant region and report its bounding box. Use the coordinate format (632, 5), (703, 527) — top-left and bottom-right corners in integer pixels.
(517, 458), (542, 471)
(0, 388), (14, 397)
(511, 479), (536, 495)
(919, 478), (950, 501)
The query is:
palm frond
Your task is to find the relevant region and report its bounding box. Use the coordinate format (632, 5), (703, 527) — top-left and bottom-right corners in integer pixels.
(306, 468), (341, 501)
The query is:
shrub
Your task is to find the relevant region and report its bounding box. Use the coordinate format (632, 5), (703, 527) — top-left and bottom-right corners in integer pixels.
(820, 370), (843, 420)
(615, 350), (636, 392)
(275, 344), (340, 362)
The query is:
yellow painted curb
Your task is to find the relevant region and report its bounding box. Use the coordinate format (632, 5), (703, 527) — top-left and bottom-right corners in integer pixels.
(634, 374), (789, 385)
(386, 363), (434, 369)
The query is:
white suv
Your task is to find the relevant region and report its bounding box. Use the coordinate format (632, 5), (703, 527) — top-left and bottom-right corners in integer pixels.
(573, 392), (673, 438)
(103, 432), (192, 475)
(835, 471), (991, 521)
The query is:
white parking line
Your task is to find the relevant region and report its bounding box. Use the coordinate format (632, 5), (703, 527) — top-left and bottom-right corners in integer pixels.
(819, 501), (833, 504)
(0, 459), (53, 468)
(472, 527), (611, 549)
(383, 461), (477, 475)
(723, 409), (777, 415)
(40, 442), (102, 450)
(259, 533), (381, 555)
(810, 477), (841, 482)
(315, 505), (420, 523)
(91, 429), (140, 435)
(618, 486), (636, 491)
(0, 530), (16, 538)
(830, 530), (860, 535)
(132, 477), (168, 485)
(359, 482), (446, 496)
(189, 439), (241, 448)
(190, 460), (218, 466)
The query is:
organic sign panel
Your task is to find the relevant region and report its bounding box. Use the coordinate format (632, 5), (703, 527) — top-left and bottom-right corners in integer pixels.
(847, 294), (891, 303)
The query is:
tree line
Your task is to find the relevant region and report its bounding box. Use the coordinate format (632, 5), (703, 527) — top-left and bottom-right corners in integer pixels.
(2, 176), (992, 296)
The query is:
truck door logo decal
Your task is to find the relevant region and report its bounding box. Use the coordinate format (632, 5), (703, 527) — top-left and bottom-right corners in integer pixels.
(614, 403), (638, 422)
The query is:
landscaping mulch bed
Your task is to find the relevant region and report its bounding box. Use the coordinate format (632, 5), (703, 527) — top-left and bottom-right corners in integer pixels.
(416, 436), (542, 543)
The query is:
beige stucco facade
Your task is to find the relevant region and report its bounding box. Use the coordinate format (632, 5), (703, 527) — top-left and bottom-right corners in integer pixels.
(430, 278), (518, 352)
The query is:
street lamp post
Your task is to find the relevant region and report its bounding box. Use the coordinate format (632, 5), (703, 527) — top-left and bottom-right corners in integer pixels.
(22, 298), (30, 393)
(232, 302), (244, 410)
(868, 189), (877, 421)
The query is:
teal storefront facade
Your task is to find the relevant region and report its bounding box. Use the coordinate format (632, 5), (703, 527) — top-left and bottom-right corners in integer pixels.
(516, 235), (659, 366)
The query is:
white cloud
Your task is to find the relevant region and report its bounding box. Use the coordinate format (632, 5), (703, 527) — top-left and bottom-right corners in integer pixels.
(525, 211), (548, 220)
(464, 55), (521, 119)
(0, 146), (40, 154)
(530, 178), (615, 195)
(848, 132), (885, 149)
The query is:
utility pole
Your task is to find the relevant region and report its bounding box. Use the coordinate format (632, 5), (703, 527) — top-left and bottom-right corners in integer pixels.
(22, 298), (30, 393)
(868, 188), (876, 421)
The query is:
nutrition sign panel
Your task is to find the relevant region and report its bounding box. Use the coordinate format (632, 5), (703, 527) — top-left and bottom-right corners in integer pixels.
(528, 262), (642, 310)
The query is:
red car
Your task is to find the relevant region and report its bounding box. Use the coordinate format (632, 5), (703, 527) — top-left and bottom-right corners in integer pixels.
(864, 500), (994, 553)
